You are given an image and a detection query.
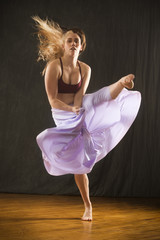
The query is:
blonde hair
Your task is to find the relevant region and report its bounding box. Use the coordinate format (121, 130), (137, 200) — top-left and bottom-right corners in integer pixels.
(32, 16), (86, 75)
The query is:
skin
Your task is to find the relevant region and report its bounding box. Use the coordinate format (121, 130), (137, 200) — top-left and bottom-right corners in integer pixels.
(44, 31), (91, 115)
(44, 31), (135, 221)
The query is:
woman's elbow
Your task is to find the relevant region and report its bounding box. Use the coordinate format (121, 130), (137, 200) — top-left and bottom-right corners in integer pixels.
(48, 97), (58, 108)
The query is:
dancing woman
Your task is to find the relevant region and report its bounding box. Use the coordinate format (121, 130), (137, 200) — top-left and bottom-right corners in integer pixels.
(33, 16), (141, 221)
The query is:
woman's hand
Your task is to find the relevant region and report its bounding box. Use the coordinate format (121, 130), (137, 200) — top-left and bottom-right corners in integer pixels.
(72, 106), (81, 115)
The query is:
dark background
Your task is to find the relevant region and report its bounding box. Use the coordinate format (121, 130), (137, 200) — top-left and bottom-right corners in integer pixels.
(1, 0), (160, 197)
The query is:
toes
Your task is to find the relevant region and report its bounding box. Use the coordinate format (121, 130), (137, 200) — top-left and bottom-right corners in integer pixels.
(81, 215), (92, 221)
(130, 74), (135, 80)
(128, 73), (135, 78)
(81, 217), (92, 221)
(126, 75), (135, 82)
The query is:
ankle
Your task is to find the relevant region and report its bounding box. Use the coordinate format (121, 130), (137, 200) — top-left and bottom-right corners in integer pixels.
(118, 79), (125, 88)
(84, 202), (92, 208)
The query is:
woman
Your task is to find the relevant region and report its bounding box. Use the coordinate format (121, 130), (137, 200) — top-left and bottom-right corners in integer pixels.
(33, 16), (141, 221)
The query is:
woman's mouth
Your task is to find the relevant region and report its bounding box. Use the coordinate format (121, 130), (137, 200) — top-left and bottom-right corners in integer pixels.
(70, 47), (76, 51)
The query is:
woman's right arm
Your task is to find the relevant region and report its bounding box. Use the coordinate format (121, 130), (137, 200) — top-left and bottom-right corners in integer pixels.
(44, 61), (75, 112)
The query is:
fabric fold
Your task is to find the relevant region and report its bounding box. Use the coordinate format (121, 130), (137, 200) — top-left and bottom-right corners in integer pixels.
(36, 87), (141, 176)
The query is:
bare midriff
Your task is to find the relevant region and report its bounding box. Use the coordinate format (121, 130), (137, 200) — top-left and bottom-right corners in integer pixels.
(57, 93), (75, 105)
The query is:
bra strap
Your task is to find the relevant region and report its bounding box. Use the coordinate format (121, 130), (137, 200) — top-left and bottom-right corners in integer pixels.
(77, 61), (82, 78)
(59, 58), (63, 76)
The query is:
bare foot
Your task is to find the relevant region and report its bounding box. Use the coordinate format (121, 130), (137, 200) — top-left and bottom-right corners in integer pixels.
(81, 205), (92, 221)
(120, 74), (135, 89)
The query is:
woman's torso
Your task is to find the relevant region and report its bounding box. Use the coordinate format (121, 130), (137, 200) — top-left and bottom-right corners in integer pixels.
(57, 93), (75, 105)
(57, 58), (83, 105)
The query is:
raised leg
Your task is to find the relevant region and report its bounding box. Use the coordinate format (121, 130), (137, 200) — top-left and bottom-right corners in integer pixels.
(74, 174), (92, 221)
(109, 74), (135, 99)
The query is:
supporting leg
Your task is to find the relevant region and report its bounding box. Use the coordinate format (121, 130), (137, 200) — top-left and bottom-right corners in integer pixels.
(74, 174), (92, 221)
(109, 74), (135, 99)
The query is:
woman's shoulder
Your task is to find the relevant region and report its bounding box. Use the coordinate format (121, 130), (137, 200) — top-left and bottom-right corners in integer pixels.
(44, 58), (62, 80)
(47, 58), (61, 69)
(78, 60), (91, 73)
(45, 58), (61, 76)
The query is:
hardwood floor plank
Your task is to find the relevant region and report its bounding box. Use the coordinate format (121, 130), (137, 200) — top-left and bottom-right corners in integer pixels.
(0, 193), (160, 240)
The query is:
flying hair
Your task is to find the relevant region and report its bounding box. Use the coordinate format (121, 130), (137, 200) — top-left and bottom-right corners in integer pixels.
(32, 16), (86, 75)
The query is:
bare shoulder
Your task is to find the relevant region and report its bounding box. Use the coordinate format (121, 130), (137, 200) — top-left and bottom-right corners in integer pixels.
(79, 61), (91, 75)
(45, 58), (61, 76)
(44, 59), (62, 86)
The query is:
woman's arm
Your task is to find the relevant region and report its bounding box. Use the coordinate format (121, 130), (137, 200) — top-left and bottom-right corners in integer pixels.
(74, 64), (91, 107)
(44, 60), (74, 112)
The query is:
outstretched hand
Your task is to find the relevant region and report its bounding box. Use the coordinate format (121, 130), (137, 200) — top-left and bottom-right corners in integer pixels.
(72, 106), (81, 115)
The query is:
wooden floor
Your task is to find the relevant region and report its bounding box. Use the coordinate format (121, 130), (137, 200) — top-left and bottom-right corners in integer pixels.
(0, 193), (160, 240)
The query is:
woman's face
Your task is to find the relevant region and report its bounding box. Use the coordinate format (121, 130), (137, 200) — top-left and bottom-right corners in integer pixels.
(63, 31), (82, 57)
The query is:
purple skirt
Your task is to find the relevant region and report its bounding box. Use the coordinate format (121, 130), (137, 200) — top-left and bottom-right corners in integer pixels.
(36, 87), (141, 176)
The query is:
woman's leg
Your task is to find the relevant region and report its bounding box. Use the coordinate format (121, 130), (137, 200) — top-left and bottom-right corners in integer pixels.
(74, 174), (92, 221)
(109, 74), (135, 99)
(74, 74), (134, 221)
(86, 73), (135, 109)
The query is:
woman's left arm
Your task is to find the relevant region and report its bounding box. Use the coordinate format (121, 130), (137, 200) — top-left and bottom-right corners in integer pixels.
(74, 64), (91, 107)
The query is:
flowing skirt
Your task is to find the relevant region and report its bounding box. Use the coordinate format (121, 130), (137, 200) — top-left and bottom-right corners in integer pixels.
(36, 86), (141, 176)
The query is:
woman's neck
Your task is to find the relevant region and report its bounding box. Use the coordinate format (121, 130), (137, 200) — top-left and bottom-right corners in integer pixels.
(62, 55), (78, 68)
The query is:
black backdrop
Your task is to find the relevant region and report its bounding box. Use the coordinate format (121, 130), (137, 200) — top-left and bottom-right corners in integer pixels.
(1, 0), (160, 197)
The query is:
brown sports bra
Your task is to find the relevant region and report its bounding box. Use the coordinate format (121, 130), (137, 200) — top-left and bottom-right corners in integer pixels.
(58, 58), (82, 93)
